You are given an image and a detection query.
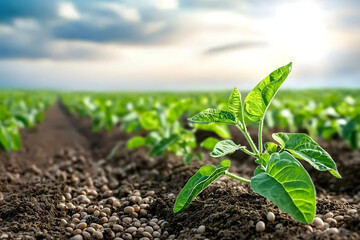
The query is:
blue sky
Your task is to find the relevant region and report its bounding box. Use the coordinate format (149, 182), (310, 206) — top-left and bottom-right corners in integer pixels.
(0, 0), (359, 90)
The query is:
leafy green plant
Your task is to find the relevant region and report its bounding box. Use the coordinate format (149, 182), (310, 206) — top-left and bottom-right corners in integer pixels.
(127, 99), (202, 165)
(174, 63), (341, 224)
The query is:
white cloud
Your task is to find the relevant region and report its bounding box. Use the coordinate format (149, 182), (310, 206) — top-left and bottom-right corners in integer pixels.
(153, 0), (178, 10)
(13, 18), (39, 30)
(143, 21), (167, 35)
(0, 24), (15, 35)
(99, 3), (141, 22)
(58, 2), (81, 20)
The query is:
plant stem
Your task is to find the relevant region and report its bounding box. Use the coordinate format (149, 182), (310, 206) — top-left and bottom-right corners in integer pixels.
(239, 148), (257, 157)
(237, 125), (259, 154)
(258, 120), (263, 154)
(225, 171), (251, 184)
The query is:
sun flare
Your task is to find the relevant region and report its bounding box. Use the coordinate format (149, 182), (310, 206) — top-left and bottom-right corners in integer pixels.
(266, 2), (329, 63)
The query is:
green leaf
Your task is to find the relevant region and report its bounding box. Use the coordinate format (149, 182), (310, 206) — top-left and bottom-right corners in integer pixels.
(150, 134), (180, 156)
(174, 160), (230, 213)
(0, 122), (21, 152)
(244, 62), (292, 122)
(251, 152), (316, 224)
(167, 99), (191, 123)
(188, 109), (236, 125)
(265, 142), (278, 154)
(210, 140), (244, 157)
(340, 120), (358, 149)
(140, 111), (161, 130)
(228, 88), (245, 128)
(127, 136), (147, 149)
(273, 133), (341, 178)
(200, 137), (219, 151)
(254, 166), (265, 176)
(195, 123), (231, 139)
(255, 153), (270, 166)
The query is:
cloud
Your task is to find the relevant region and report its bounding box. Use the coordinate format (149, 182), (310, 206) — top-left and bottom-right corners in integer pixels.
(0, 19), (105, 60)
(203, 41), (268, 55)
(153, 0), (178, 10)
(98, 2), (141, 22)
(0, 0), (59, 22)
(58, 2), (81, 20)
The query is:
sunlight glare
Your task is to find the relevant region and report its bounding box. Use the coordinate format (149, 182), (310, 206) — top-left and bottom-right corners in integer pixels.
(266, 1), (329, 63)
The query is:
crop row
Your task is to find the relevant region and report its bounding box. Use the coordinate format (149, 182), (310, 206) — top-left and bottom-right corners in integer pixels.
(0, 91), (56, 151)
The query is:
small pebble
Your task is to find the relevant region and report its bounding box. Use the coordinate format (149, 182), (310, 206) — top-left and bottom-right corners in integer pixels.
(327, 227), (339, 234)
(60, 219), (67, 225)
(324, 212), (334, 219)
(322, 222), (330, 230)
(87, 227), (96, 234)
(82, 231), (91, 239)
(275, 223), (283, 230)
(144, 226), (153, 234)
(312, 217), (324, 228)
(256, 221), (265, 232)
(153, 231), (161, 238)
(66, 203), (76, 209)
(76, 222), (87, 230)
(113, 224), (124, 232)
(267, 212), (275, 222)
(122, 217), (132, 224)
(123, 233), (133, 240)
(325, 218), (337, 226)
(142, 232), (152, 238)
(126, 227), (137, 234)
(334, 215), (344, 221)
(197, 225), (206, 234)
(124, 206), (135, 214)
(305, 225), (313, 233)
(70, 235), (83, 240)
(93, 231), (103, 239)
(347, 209), (357, 215)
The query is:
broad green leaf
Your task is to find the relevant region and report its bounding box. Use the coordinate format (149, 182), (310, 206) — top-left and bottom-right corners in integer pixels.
(273, 133), (341, 178)
(228, 88), (245, 128)
(195, 123), (231, 139)
(127, 136), (147, 149)
(244, 62), (292, 122)
(174, 160), (230, 213)
(251, 152), (316, 224)
(0, 122), (21, 152)
(254, 166), (265, 176)
(188, 109), (236, 125)
(167, 99), (191, 124)
(265, 142), (278, 154)
(0, 123), (11, 151)
(200, 137), (219, 151)
(150, 134), (180, 156)
(211, 140), (244, 157)
(340, 120), (358, 149)
(140, 111), (161, 130)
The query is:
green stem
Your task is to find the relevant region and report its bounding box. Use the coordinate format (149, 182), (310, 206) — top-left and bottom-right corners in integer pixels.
(239, 148), (257, 157)
(237, 125), (259, 154)
(258, 120), (263, 154)
(225, 171), (251, 184)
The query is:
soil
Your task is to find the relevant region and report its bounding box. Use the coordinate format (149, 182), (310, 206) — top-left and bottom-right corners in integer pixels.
(0, 102), (359, 239)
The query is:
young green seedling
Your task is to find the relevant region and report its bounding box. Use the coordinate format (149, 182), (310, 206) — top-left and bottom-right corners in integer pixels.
(173, 62), (341, 224)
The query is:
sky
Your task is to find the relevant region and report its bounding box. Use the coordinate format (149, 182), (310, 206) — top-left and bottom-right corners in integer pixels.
(0, 0), (359, 90)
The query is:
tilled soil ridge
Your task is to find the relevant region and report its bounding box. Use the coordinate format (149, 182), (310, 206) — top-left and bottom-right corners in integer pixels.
(0, 102), (359, 239)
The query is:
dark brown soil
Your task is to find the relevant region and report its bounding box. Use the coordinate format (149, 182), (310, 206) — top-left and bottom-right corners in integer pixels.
(0, 102), (359, 239)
